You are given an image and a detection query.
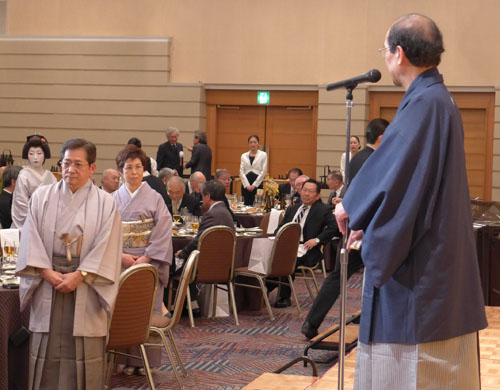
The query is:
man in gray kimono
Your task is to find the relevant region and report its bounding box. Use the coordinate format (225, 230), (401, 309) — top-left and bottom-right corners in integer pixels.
(336, 14), (487, 389)
(16, 138), (122, 390)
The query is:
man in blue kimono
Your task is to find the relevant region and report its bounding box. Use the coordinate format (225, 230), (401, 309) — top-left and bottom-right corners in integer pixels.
(336, 14), (487, 389)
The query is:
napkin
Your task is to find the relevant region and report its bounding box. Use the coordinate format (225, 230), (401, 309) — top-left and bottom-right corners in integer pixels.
(267, 209), (282, 234)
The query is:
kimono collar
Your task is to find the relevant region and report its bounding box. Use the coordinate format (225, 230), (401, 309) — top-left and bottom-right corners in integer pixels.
(405, 68), (443, 97)
(398, 68), (443, 113)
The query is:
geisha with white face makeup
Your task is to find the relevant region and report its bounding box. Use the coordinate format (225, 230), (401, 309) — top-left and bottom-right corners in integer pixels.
(27, 146), (45, 169)
(11, 135), (57, 229)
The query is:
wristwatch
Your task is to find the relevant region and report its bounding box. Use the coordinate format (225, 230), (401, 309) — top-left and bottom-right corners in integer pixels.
(314, 238), (320, 244)
(80, 270), (88, 278)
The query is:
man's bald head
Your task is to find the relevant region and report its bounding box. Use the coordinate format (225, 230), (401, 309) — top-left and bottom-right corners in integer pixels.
(101, 168), (120, 193)
(387, 14), (444, 68)
(190, 171), (206, 193)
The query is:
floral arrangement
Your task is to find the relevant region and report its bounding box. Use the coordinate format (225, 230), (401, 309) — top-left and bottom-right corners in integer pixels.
(263, 175), (279, 197)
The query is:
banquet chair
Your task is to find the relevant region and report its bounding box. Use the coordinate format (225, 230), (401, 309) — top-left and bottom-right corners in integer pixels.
(233, 222), (301, 320)
(169, 225), (238, 327)
(105, 264), (158, 390)
(295, 262), (321, 298)
(147, 250), (199, 390)
(259, 210), (284, 237)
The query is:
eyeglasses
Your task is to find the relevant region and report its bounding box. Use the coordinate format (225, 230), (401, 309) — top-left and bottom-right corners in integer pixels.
(378, 46), (390, 57)
(123, 164), (144, 172)
(301, 188), (318, 194)
(61, 159), (89, 170)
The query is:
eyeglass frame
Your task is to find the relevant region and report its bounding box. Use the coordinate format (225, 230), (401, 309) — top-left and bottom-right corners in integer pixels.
(61, 159), (90, 170)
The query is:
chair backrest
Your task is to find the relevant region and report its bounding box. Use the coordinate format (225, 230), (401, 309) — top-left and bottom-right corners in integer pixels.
(196, 225), (236, 284)
(259, 211), (284, 237)
(107, 264), (158, 350)
(170, 250), (199, 327)
(268, 222), (301, 278)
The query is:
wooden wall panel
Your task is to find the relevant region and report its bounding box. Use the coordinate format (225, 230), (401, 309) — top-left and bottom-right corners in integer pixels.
(369, 90), (495, 200)
(0, 37), (206, 184)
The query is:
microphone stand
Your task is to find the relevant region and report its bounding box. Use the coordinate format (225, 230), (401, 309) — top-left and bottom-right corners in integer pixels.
(338, 86), (354, 390)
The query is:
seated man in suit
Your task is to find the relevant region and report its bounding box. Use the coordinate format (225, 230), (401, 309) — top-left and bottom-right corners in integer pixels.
(176, 180), (234, 262)
(278, 168), (302, 204)
(214, 168), (238, 224)
(0, 165), (22, 228)
(326, 170), (343, 207)
(272, 179), (339, 308)
(185, 171), (206, 203)
(301, 118), (388, 339)
(167, 176), (201, 216)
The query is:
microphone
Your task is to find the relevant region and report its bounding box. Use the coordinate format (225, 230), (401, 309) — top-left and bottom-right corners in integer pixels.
(326, 69), (381, 91)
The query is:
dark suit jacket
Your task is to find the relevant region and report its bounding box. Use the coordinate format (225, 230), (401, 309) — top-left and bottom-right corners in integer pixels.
(167, 193), (201, 217)
(348, 146), (375, 182)
(0, 190), (13, 228)
(185, 143), (212, 180)
(180, 202), (234, 259)
(275, 200), (339, 267)
(142, 175), (169, 206)
(185, 182), (202, 203)
(156, 141), (183, 176)
(278, 182), (300, 203)
(222, 195), (238, 224)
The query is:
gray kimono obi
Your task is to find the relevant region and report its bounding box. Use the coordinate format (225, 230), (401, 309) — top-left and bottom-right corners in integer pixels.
(122, 217), (155, 248)
(52, 256), (80, 274)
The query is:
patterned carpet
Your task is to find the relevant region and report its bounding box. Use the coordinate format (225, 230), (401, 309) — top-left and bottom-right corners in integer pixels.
(110, 270), (363, 390)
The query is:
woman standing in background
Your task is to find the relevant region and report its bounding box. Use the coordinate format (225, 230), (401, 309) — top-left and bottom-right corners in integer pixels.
(239, 135), (267, 206)
(339, 135), (361, 181)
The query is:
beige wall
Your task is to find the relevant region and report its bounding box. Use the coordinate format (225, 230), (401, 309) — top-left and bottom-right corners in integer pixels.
(3, 1), (499, 198)
(7, 0), (500, 87)
(0, 37), (205, 184)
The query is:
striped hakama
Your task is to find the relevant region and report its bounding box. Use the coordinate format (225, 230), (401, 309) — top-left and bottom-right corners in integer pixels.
(354, 332), (480, 390)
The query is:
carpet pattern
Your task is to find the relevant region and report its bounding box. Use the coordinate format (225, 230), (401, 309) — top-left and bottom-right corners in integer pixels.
(110, 270), (363, 389)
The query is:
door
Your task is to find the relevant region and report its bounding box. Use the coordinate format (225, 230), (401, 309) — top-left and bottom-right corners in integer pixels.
(265, 106), (316, 177)
(369, 91), (494, 200)
(206, 89), (318, 180)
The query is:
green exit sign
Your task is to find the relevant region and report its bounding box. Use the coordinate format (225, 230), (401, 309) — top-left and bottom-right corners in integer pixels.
(257, 91), (270, 105)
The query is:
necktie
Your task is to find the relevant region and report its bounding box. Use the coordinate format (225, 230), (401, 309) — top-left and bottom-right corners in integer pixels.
(333, 191), (337, 198)
(295, 205), (308, 224)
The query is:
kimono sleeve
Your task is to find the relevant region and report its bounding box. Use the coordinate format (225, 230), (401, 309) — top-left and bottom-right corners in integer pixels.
(342, 96), (448, 288)
(144, 193), (173, 263)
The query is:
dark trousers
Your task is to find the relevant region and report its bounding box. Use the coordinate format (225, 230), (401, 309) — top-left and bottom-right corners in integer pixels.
(305, 250), (363, 328)
(241, 172), (262, 206)
(274, 256), (308, 299)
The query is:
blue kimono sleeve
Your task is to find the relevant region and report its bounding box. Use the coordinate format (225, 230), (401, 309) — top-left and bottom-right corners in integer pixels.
(342, 95), (451, 288)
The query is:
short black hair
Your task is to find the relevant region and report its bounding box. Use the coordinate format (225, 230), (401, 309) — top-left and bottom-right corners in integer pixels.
(61, 138), (96, 165)
(201, 180), (226, 201)
(2, 165), (22, 188)
(127, 137), (142, 148)
(288, 168), (303, 177)
(303, 179), (321, 194)
(365, 118), (390, 144)
(387, 14), (444, 67)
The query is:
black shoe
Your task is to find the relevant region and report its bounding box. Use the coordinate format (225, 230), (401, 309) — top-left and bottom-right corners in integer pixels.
(301, 321), (319, 340)
(182, 307), (202, 318)
(274, 297), (291, 308)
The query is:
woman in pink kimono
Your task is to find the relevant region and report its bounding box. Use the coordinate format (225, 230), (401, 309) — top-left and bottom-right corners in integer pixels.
(11, 135), (57, 229)
(113, 144), (173, 376)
